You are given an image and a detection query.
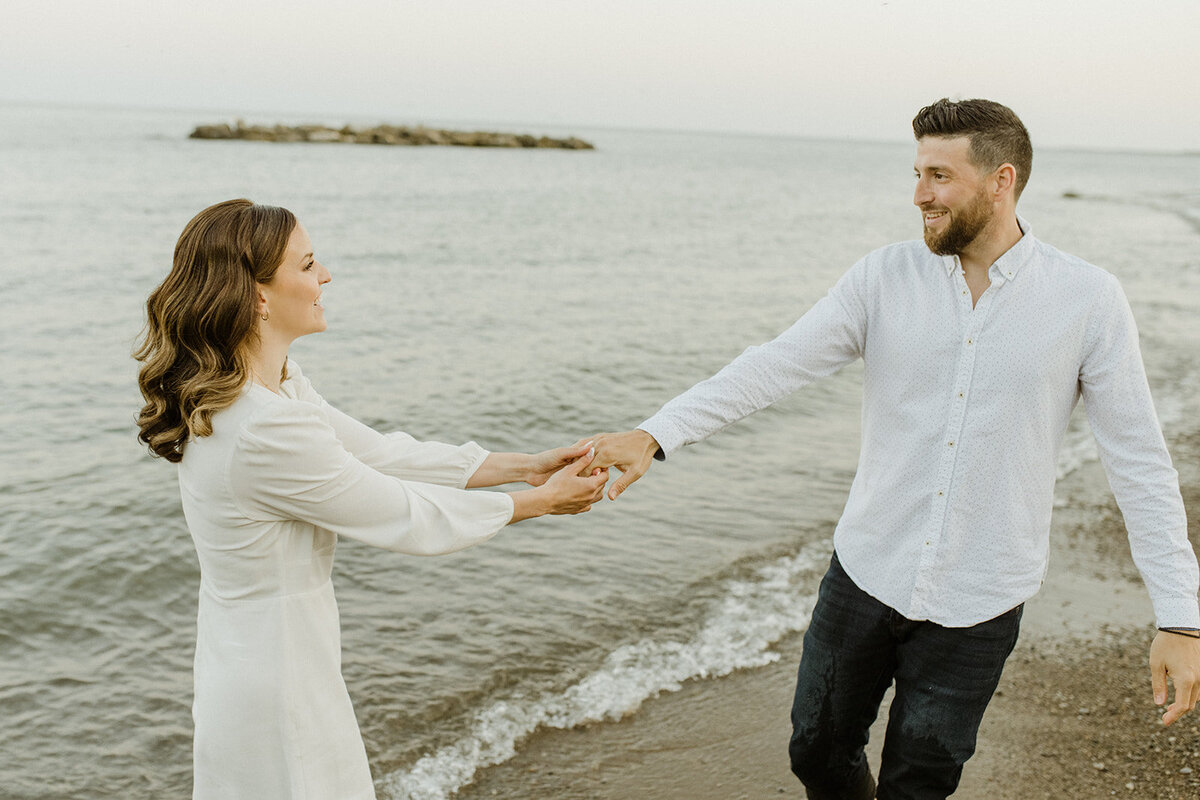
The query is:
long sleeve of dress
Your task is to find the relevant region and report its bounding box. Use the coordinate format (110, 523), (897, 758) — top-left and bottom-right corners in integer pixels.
(283, 360), (488, 488)
(1079, 276), (1199, 628)
(228, 399), (514, 556)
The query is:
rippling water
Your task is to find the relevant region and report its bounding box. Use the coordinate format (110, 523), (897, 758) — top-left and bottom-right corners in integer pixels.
(1, 103), (1197, 799)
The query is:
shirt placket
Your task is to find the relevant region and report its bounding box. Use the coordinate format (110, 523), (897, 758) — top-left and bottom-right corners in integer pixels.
(909, 263), (1002, 618)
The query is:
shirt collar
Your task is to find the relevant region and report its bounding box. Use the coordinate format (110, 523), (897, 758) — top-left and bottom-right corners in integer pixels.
(941, 214), (1036, 284)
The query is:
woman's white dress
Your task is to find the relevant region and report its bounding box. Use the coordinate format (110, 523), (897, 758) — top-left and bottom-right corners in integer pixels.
(176, 361), (514, 799)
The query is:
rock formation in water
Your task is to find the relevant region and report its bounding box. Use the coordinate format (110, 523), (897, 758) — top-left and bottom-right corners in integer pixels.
(189, 120), (594, 150)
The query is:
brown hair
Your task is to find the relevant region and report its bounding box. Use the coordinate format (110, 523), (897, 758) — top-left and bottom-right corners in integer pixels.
(134, 199), (296, 462)
(912, 98), (1033, 199)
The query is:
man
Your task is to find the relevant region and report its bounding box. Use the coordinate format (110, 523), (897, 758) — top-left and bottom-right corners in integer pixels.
(586, 98), (1200, 799)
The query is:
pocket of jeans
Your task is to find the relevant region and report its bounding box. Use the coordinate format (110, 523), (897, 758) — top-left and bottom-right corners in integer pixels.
(961, 604), (1023, 641)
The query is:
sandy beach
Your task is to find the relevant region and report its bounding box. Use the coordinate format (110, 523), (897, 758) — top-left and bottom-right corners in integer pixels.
(454, 433), (1200, 799)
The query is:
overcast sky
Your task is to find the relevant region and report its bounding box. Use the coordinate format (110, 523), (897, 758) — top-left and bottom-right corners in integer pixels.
(3, 0), (1198, 151)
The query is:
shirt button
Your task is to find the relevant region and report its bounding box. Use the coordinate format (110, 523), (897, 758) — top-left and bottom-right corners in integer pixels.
(948, 441), (955, 447)
(958, 392), (964, 398)
(937, 491), (944, 496)
(967, 338), (973, 345)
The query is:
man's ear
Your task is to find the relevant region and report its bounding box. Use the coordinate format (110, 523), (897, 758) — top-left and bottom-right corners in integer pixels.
(993, 163), (1017, 198)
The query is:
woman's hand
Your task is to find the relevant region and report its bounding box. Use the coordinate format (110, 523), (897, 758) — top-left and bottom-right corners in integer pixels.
(467, 442), (592, 489)
(508, 448), (608, 523)
(539, 450), (609, 514)
(525, 442), (594, 486)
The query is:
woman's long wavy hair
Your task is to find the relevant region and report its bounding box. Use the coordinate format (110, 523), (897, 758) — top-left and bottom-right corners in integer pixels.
(134, 199), (296, 462)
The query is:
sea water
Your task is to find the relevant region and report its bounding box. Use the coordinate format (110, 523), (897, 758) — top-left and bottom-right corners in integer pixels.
(1, 103), (1197, 799)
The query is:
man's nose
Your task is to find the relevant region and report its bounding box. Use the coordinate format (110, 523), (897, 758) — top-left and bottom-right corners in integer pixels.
(913, 179), (933, 207)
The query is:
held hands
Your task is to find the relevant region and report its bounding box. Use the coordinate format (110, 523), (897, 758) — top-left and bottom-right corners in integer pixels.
(537, 445), (608, 514)
(581, 429), (661, 500)
(1150, 631), (1200, 726)
(508, 430), (660, 523)
(508, 444), (607, 523)
(525, 443), (597, 487)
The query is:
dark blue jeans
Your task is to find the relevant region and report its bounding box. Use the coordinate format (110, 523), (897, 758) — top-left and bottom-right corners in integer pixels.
(789, 553), (1022, 800)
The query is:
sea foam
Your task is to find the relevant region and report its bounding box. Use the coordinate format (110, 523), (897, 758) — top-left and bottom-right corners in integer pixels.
(376, 546), (826, 800)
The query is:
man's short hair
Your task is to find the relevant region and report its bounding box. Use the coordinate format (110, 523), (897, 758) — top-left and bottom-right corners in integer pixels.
(913, 98), (1033, 199)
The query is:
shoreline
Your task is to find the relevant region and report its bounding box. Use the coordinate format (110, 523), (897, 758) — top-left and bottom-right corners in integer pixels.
(445, 434), (1200, 800)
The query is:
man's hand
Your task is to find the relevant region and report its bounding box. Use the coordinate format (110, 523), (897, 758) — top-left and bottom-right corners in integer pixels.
(585, 430), (661, 500)
(1150, 630), (1200, 725)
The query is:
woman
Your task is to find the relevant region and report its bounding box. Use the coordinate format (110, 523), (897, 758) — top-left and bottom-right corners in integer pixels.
(134, 198), (607, 799)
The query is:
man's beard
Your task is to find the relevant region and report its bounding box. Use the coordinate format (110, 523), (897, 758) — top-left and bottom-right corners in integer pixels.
(922, 189), (993, 256)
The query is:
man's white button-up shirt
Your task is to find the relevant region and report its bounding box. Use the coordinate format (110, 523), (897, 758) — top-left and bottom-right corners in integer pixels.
(639, 219), (1198, 628)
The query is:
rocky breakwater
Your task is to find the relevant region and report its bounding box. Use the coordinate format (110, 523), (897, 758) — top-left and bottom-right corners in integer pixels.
(189, 120), (594, 150)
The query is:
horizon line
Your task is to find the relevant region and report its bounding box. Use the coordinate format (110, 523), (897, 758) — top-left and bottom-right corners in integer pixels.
(1, 96), (1196, 159)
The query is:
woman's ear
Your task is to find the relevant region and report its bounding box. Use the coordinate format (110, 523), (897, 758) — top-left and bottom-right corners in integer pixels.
(256, 285), (270, 320)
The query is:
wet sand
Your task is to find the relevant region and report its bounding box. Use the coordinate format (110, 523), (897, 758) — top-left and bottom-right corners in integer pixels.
(453, 435), (1200, 799)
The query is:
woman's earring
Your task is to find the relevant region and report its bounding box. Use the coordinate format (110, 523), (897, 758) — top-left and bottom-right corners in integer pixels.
(261, 310), (269, 321)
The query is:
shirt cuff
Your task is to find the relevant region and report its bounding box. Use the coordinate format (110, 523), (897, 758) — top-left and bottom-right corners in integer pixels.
(636, 417), (682, 461)
(1153, 596), (1200, 630)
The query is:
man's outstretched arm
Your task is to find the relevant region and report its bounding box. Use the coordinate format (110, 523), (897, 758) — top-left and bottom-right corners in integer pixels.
(585, 256), (871, 501)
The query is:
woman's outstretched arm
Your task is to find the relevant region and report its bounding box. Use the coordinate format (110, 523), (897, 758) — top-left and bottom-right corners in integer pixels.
(466, 442), (596, 488)
(231, 402), (610, 555)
